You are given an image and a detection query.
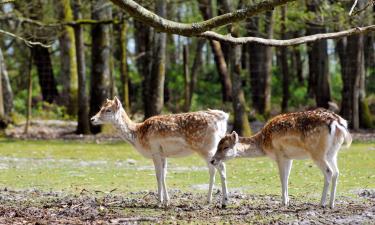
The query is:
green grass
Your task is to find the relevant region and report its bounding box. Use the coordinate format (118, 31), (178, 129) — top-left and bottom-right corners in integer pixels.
(0, 139), (374, 200)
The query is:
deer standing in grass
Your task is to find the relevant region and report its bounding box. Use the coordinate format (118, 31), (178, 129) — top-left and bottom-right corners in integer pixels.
(211, 109), (352, 208)
(91, 97), (229, 207)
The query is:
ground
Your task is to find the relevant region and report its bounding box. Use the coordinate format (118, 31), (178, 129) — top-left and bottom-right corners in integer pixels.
(0, 121), (374, 224)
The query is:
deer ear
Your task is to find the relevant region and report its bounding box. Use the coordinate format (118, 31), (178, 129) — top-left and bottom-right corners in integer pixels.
(113, 96), (122, 110)
(231, 131), (239, 143)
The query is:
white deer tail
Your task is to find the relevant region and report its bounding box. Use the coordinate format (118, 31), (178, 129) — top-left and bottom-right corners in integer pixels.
(333, 118), (352, 148)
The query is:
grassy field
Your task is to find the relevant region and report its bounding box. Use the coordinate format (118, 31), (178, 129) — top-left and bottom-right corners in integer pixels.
(0, 139), (374, 197)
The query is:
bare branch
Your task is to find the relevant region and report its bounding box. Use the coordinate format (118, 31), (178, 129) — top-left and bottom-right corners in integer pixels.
(0, 29), (52, 48)
(199, 25), (375, 46)
(349, 0), (359, 15)
(109, 0), (296, 36)
(0, 0), (14, 4)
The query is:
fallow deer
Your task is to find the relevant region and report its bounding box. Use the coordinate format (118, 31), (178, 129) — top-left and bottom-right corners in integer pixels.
(91, 97), (229, 207)
(211, 108), (352, 208)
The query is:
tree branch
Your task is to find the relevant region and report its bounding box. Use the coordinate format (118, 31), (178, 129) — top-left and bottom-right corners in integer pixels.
(199, 25), (375, 46)
(108, 0), (296, 36)
(0, 29), (52, 48)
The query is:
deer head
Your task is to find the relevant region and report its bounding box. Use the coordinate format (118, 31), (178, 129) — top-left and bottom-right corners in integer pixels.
(211, 131), (239, 166)
(90, 96), (123, 125)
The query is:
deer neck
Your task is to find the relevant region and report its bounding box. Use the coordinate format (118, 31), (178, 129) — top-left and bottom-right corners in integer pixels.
(114, 108), (137, 145)
(235, 133), (265, 158)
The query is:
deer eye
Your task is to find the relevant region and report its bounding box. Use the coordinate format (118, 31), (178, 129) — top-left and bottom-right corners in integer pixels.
(105, 109), (112, 113)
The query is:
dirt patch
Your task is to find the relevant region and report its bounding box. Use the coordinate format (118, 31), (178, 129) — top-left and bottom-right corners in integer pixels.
(0, 189), (373, 224)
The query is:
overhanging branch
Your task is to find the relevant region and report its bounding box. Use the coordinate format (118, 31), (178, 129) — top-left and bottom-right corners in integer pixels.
(109, 0), (296, 36)
(0, 29), (52, 48)
(199, 25), (375, 46)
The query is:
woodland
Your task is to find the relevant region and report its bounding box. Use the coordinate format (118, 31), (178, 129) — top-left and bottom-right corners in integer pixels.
(0, 0), (373, 136)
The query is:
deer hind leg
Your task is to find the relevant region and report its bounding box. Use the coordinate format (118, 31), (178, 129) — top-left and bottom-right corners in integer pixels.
(152, 154), (164, 205)
(161, 157), (170, 206)
(327, 148), (340, 209)
(206, 162), (216, 204)
(277, 157), (293, 206)
(314, 159), (333, 207)
(216, 162), (229, 208)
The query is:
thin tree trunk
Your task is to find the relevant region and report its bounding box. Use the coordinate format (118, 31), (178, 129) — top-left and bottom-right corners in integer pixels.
(198, 0), (232, 102)
(144, 0), (167, 118)
(89, 0), (112, 133)
(0, 49), (4, 119)
(74, 0), (90, 134)
(183, 44), (190, 112)
(280, 6), (289, 112)
(57, 0), (78, 115)
(0, 48), (13, 116)
(119, 18), (130, 112)
(24, 50), (33, 134)
(188, 39), (205, 110)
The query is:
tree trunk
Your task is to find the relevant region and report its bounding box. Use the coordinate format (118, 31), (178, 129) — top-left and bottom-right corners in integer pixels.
(198, 0), (232, 102)
(306, 0), (331, 108)
(119, 18), (130, 112)
(280, 6), (289, 112)
(0, 48), (13, 116)
(144, 0), (167, 118)
(134, 20), (152, 117)
(24, 50), (33, 134)
(183, 44), (190, 112)
(57, 0), (78, 115)
(89, 0), (112, 133)
(188, 39), (205, 111)
(337, 35), (364, 130)
(73, 0), (90, 134)
(248, 11), (273, 117)
(31, 46), (59, 103)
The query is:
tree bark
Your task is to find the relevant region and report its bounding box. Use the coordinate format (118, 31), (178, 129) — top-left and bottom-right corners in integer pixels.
(306, 0), (331, 108)
(337, 35), (364, 130)
(57, 0), (78, 115)
(248, 11), (273, 116)
(0, 47), (13, 116)
(74, 0), (90, 134)
(119, 18), (130, 112)
(144, 0), (167, 118)
(198, 0), (232, 102)
(279, 6), (289, 112)
(31, 46), (59, 103)
(89, 0), (112, 133)
(183, 44), (190, 112)
(188, 39), (205, 110)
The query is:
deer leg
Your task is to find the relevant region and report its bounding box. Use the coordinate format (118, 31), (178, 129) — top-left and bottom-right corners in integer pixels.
(315, 159), (333, 207)
(216, 162), (229, 208)
(327, 155), (339, 209)
(207, 162), (216, 204)
(152, 154), (163, 205)
(277, 157), (293, 206)
(161, 157), (170, 206)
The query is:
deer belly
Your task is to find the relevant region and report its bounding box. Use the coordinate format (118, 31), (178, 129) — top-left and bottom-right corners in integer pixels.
(159, 138), (194, 158)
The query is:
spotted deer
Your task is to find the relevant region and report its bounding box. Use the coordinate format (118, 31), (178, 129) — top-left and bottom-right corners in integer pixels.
(211, 108), (352, 208)
(91, 97), (229, 207)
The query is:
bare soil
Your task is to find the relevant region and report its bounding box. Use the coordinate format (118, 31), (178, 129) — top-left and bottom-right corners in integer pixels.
(0, 188), (374, 224)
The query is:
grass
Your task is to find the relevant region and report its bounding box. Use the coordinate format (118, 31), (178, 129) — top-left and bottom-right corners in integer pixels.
(0, 139), (374, 200)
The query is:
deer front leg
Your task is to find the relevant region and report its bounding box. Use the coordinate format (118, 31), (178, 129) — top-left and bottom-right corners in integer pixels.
(207, 163), (216, 204)
(152, 155), (163, 205)
(161, 157), (170, 206)
(217, 162), (229, 208)
(277, 157), (293, 206)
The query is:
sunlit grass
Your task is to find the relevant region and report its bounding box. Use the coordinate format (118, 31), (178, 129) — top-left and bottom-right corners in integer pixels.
(0, 139), (374, 201)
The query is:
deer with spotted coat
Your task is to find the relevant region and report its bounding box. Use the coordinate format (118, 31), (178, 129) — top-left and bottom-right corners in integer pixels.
(211, 108), (352, 208)
(91, 97), (229, 207)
